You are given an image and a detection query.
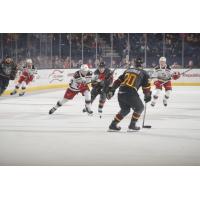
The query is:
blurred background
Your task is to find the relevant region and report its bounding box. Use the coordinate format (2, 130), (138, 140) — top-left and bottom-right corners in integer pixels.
(0, 33), (199, 69)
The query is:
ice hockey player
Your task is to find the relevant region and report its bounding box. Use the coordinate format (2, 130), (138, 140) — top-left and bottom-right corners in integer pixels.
(49, 64), (93, 115)
(10, 58), (37, 96)
(150, 57), (180, 107)
(106, 58), (152, 132)
(0, 56), (17, 96)
(82, 62), (113, 117)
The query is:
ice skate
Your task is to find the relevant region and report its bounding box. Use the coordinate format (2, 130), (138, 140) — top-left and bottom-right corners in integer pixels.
(85, 107), (93, 115)
(151, 101), (156, 107)
(19, 92), (25, 96)
(49, 107), (57, 115)
(108, 121), (121, 132)
(127, 122), (140, 132)
(163, 99), (167, 106)
(10, 90), (17, 95)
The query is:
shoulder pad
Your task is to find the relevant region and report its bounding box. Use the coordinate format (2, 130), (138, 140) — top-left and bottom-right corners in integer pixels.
(74, 71), (81, 79)
(155, 66), (160, 70)
(86, 71), (93, 76)
(166, 65), (171, 70)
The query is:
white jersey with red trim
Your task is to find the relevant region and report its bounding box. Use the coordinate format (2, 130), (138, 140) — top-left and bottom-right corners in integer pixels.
(19, 64), (37, 77)
(69, 70), (93, 91)
(152, 64), (173, 81)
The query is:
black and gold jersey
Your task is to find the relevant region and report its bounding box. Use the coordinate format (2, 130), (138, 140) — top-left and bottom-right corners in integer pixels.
(113, 67), (151, 94)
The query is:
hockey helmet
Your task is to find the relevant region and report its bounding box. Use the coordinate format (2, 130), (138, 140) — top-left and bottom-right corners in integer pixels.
(159, 57), (166, 63)
(5, 55), (12, 64)
(26, 58), (33, 64)
(98, 62), (106, 68)
(135, 58), (143, 67)
(159, 56), (167, 68)
(80, 64), (89, 74)
(98, 62), (106, 73)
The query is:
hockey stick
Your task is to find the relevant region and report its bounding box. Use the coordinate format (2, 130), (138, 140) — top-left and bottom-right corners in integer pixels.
(142, 103), (152, 128)
(160, 67), (193, 86)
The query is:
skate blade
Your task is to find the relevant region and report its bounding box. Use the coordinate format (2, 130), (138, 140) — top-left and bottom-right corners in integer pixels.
(107, 129), (121, 132)
(10, 92), (17, 95)
(127, 129), (140, 132)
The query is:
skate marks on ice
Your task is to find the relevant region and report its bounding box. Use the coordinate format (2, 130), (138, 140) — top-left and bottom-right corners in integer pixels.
(0, 87), (200, 165)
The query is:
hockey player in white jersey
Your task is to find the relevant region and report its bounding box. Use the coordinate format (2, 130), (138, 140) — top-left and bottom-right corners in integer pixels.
(49, 64), (93, 115)
(10, 59), (37, 96)
(151, 57), (180, 107)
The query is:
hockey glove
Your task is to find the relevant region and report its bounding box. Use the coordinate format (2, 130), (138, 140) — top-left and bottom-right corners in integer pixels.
(144, 91), (152, 103)
(106, 87), (115, 100)
(172, 71), (181, 80)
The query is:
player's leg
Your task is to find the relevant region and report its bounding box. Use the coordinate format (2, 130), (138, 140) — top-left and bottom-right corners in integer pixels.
(83, 90), (93, 114)
(83, 87), (98, 113)
(0, 78), (9, 96)
(108, 93), (131, 131)
(128, 93), (144, 131)
(49, 88), (77, 114)
(98, 92), (106, 114)
(163, 81), (172, 106)
(19, 81), (27, 96)
(151, 81), (162, 106)
(10, 78), (23, 95)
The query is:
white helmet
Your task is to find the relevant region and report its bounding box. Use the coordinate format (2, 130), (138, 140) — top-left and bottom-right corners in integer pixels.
(80, 64), (89, 72)
(26, 58), (32, 64)
(159, 57), (166, 62)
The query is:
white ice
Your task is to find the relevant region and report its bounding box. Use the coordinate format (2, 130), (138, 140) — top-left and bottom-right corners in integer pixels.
(0, 87), (200, 165)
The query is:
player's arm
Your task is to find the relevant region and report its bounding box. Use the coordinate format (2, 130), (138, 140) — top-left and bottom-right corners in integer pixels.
(10, 63), (18, 80)
(106, 73), (125, 99)
(142, 72), (152, 103)
(85, 71), (93, 84)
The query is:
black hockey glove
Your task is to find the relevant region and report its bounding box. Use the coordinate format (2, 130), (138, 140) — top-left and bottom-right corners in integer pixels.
(106, 87), (115, 100)
(144, 91), (152, 103)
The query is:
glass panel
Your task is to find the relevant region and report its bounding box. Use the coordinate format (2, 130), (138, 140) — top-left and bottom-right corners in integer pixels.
(71, 33), (82, 68)
(164, 33), (182, 67)
(113, 33), (129, 68)
(146, 33), (163, 68)
(98, 33), (111, 67)
(129, 33), (145, 67)
(184, 33), (200, 68)
(83, 33), (96, 68)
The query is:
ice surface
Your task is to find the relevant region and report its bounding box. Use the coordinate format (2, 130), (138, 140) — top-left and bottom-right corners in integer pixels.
(0, 87), (200, 165)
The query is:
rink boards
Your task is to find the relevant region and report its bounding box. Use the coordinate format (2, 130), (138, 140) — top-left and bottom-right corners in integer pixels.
(3, 68), (200, 95)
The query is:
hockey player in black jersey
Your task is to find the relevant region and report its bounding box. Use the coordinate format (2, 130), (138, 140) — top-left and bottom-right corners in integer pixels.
(106, 58), (152, 132)
(0, 56), (17, 96)
(83, 62), (113, 117)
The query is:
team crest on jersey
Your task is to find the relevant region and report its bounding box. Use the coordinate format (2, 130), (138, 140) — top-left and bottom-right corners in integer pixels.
(48, 69), (64, 83)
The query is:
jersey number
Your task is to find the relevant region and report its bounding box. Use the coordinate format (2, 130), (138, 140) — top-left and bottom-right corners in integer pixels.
(122, 73), (137, 87)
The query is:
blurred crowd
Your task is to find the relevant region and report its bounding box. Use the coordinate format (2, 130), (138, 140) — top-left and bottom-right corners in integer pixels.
(1, 33), (200, 68)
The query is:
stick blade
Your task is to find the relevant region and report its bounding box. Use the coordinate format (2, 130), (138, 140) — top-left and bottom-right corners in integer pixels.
(142, 125), (152, 128)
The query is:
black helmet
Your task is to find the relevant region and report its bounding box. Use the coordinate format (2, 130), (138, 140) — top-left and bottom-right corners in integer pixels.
(135, 58), (143, 67)
(98, 62), (106, 68)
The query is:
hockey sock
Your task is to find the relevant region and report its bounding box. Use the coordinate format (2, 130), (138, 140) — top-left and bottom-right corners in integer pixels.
(98, 100), (105, 112)
(113, 113), (123, 124)
(85, 100), (92, 112)
(55, 98), (68, 108)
